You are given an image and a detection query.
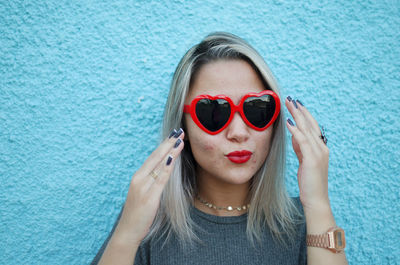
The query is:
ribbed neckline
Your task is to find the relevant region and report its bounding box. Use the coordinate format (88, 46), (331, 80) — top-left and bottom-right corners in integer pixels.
(190, 204), (248, 224)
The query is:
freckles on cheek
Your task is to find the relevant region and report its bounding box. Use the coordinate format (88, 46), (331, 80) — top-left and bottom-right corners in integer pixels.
(250, 156), (258, 171)
(203, 143), (214, 151)
(191, 136), (215, 154)
(251, 150), (266, 171)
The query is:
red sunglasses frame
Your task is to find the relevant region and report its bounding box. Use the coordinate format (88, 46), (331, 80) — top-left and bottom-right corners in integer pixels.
(183, 90), (281, 135)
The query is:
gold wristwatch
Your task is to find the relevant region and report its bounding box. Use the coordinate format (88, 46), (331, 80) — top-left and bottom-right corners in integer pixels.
(306, 226), (346, 253)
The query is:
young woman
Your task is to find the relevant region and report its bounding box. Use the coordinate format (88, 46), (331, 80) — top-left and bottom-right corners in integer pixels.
(92, 32), (348, 265)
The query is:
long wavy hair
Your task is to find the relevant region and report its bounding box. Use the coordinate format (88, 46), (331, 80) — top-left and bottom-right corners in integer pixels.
(145, 32), (301, 246)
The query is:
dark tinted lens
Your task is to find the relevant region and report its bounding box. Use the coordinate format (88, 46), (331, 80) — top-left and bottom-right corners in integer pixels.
(196, 99), (231, 132)
(243, 95), (276, 128)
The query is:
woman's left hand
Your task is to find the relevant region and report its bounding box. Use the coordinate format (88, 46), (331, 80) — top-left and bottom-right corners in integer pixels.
(285, 97), (331, 214)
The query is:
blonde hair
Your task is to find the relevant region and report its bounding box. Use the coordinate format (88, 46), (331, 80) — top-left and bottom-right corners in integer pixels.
(146, 32), (302, 246)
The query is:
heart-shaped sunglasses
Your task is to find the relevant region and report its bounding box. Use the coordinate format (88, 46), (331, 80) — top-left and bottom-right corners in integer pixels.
(183, 90), (281, 135)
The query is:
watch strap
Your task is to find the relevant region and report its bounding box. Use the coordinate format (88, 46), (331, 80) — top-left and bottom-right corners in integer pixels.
(306, 233), (330, 248)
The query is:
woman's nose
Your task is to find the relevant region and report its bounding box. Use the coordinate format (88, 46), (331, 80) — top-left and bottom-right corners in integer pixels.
(225, 112), (250, 142)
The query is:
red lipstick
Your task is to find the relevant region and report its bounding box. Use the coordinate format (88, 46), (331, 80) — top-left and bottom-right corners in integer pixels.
(226, 150), (253, 164)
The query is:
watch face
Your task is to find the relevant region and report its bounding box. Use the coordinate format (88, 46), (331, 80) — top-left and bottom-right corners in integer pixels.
(333, 229), (346, 250)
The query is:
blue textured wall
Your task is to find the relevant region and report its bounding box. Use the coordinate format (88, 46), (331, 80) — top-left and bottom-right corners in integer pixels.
(1, 1), (399, 264)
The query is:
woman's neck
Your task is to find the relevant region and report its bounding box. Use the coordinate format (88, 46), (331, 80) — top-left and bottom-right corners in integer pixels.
(194, 170), (251, 217)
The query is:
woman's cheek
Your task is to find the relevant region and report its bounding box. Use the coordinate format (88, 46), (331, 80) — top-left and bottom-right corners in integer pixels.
(190, 136), (216, 161)
(202, 141), (215, 152)
(191, 134), (215, 151)
(198, 142), (218, 163)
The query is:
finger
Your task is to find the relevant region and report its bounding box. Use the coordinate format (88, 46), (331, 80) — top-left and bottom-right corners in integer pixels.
(294, 99), (327, 149)
(148, 137), (185, 195)
(294, 99), (321, 135)
(286, 117), (315, 160)
(285, 97), (321, 154)
(135, 128), (185, 180)
(291, 135), (303, 163)
(285, 97), (311, 136)
(141, 135), (185, 192)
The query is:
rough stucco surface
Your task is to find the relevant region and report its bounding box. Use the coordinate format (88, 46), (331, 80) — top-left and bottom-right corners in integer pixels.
(0, 1), (399, 264)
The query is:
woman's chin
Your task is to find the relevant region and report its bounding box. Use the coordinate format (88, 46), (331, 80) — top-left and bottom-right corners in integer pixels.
(217, 173), (254, 186)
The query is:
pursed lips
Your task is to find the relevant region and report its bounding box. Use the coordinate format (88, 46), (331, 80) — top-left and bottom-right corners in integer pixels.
(225, 150), (253, 164)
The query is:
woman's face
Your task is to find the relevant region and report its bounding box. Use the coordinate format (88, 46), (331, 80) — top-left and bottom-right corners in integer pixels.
(184, 59), (274, 186)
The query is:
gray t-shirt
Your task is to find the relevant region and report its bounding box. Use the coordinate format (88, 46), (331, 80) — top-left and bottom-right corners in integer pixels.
(92, 197), (307, 265)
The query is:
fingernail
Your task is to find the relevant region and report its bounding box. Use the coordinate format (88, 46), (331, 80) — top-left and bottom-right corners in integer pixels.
(166, 155), (173, 166)
(296, 99), (304, 106)
(287, 96), (292, 102)
(169, 129), (177, 138)
(287, 118), (294, 126)
(174, 138), (182, 148)
(292, 100), (298, 109)
(174, 128), (183, 138)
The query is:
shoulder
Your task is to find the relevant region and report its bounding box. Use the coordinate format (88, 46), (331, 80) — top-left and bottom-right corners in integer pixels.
(289, 196), (306, 235)
(290, 196), (304, 213)
(290, 197), (307, 264)
(134, 238), (151, 265)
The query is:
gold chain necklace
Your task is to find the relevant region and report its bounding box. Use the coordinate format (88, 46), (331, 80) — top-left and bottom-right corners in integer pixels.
(196, 195), (250, 212)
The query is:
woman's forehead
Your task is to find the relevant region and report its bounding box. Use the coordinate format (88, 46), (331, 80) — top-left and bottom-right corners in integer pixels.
(187, 60), (265, 102)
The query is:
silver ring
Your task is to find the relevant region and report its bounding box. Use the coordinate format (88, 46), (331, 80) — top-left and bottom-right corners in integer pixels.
(319, 126), (328, 145)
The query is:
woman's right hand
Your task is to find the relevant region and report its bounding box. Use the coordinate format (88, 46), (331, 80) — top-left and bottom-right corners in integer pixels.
(113, 128), (185, 247)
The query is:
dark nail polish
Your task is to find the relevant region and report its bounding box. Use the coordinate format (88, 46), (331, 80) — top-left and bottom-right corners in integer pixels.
(169, 129), (177, 138)
(292, 100), (298, 109)
(174, 128), (183, 138)
(296, 99), (304, 106)
(166, 155), (173, 166)
(287, 96), (292, 102)
(287, 118), (294, 126)
(174, 138), (182, 148)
